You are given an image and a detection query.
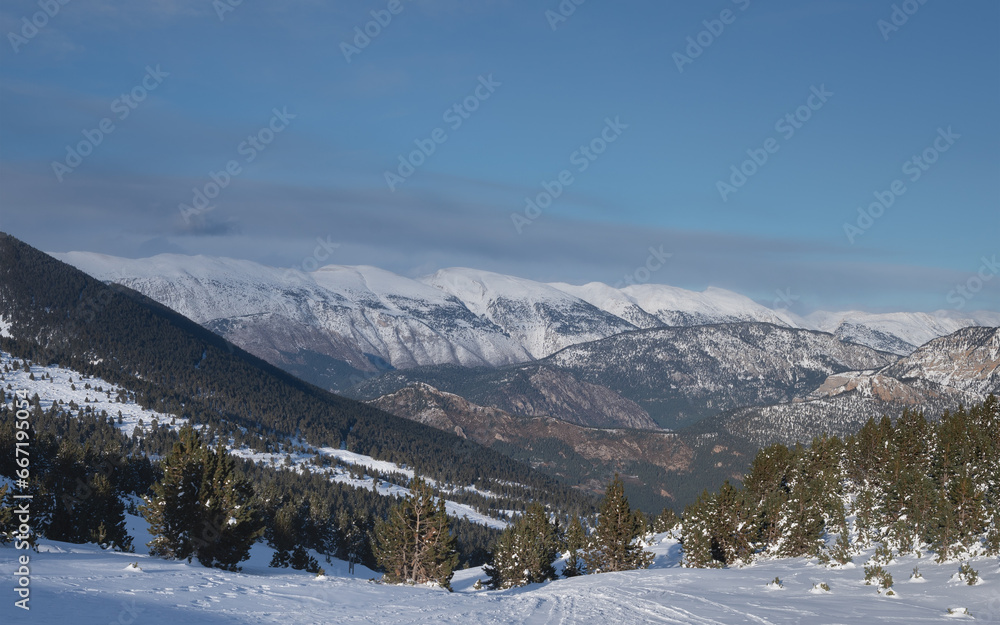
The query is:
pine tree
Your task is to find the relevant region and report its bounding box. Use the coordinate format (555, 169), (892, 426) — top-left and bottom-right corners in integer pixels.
(337, 509), (367, 574)
(483, 522), (524, 589)
(268, 500), (298, 568)
(776, 446), (830, 558)
(0, 484), (14, 544)
(141, 426), (206, 561)
(653, 507), (679, 534)
(681, 490), (722, 568)
(562, 516), (587, 577)
(373, 477), (458, 590)
(712, 481), (752, 565)
(82, 472), (133, 552)
(583, 475), (653, 573)
(141, 426), (263, 571)
(741, 443), (794, 553)
(484, 502), (561, 589)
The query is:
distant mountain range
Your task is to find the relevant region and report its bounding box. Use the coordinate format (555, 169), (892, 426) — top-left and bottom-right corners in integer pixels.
(351, 322), (898, 431)
(715, 325), (1000, 447)
(41, 249), (1000, 511)
(55, 253), (1000, 394)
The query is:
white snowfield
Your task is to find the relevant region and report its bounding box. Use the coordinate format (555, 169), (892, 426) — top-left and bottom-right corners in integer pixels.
(2, 531), (998, 624)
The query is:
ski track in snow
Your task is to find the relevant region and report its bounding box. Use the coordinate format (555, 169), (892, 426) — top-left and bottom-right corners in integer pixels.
(2, 534), (998, 624)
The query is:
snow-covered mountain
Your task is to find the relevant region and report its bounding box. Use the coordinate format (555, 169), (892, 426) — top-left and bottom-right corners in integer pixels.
(54, 252), (998, 393)
(714, 326), (1000, 448)
(55, 253), (532, 380)
(422, 268), (637, 359)
(805, 309), (1000, 355)
(572, 282), (799, 329)
(353, 323), (899, 431)
(879, 325), (1000, 396)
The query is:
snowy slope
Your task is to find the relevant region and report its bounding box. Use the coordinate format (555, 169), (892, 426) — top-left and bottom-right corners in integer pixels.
(547, 281), (664, 329)
(0, 351), (509, 530)
(622, 283), (800, 328)
(421, 268), (638, 359)
(3, 531), (997, 624)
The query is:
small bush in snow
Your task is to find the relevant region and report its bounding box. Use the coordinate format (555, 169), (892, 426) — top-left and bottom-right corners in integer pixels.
(957, 562), (979, 586)
(872, 543), (893, 565)
(864, 564), (893, 593)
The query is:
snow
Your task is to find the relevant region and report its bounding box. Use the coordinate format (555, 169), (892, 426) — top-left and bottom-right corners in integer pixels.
(3, 531), (997, 624)
(0, 314), (12, 339)
(422, 267), (636, 359)
(621, 283), (800, 328)
(422, 268), (581, 316)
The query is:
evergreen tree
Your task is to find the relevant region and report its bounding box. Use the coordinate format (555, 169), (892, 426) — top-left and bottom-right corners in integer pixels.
(337, 509), (369, 574)
(562, 516), (587, 577)
(584, 475), (653, 573)
(741, 443), (794, 552)
(141, 426), (206, 561)
(652, 507), (679, 534)
(373, 477), (458, 589)
(0, 484), (14, 543)
(141, 426), (263, 571)
(485, 502), (561, 589)
(681, 490), (722, 568)
(711, 481), (752, 565)
(775, 444), (834, 559)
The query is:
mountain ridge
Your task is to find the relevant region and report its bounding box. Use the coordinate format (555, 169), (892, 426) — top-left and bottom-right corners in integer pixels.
(53, 252), (1000, 397)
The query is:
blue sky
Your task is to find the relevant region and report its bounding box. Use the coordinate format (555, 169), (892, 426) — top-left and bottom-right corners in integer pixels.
(0, 0), (997, 313)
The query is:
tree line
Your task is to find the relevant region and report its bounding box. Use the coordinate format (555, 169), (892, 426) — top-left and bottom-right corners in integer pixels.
(681, 396), (999, 569)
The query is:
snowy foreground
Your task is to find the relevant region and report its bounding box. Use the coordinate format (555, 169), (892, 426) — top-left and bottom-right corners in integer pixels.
(3, 522), (999, 625)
